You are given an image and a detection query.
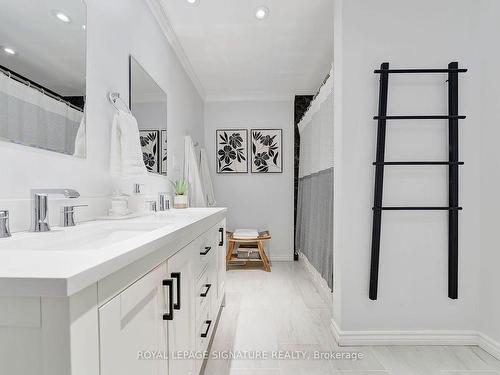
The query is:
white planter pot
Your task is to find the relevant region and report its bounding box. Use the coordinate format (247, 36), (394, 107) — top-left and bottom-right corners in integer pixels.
(173, 194), (188, 209)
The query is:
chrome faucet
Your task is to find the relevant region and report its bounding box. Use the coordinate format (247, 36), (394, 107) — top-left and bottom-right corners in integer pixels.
(158, 193), (170, 211)
(30, 189), (80, 232)
(61, 205), (87, 227)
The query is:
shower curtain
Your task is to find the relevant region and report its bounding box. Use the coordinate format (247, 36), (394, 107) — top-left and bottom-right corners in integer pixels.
(0, 72), (83, 155)
(295, 67), (334, 289)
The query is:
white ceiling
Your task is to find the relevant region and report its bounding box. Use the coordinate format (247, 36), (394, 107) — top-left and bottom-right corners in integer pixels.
(0, 0), (86, 96)
(159, 0), (334, 100)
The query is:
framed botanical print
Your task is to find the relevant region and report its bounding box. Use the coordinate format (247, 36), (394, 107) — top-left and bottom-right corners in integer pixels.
(160, 130), (167, 175)
(251, 129), (283, 173)
(139, 130), (160, 173)
(216, 129), (248, 173)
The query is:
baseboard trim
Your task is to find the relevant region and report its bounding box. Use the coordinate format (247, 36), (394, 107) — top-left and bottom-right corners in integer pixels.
(298, 252), (333, 308)
(477, 332), (500, 360)
(330, 318), (500, 360)
(297, 251), (500, 359)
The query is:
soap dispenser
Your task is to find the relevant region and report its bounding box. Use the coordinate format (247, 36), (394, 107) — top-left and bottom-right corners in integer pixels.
(129, 183), (146, 214)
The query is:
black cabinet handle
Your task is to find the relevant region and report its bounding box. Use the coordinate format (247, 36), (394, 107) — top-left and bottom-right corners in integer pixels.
(200, 246), (211, 256)
(200, 283), (211, 297)
(162, 279), (174, 321)
(171, 272), (181, 310)
(218, 228), (224, 246)
(201, 320), (212, 338)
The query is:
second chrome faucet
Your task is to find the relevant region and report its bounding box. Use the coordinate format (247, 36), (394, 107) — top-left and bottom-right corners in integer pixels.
(30, 189), (80, 232)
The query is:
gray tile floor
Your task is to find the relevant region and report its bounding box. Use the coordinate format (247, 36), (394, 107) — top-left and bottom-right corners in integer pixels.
(203, 262), (500, 375)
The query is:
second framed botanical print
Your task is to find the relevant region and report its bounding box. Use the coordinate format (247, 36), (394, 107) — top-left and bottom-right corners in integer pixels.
(139, 130), (160, 173)
(216, 129), (248, 173)
(251, 129), (283, 173)
(160, 130), (167, 175)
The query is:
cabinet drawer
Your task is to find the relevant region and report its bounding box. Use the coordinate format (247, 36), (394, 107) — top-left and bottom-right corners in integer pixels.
(195, 270), (212, 323)
(197, 225), (218, 279)
(194, 301), (212, 375)
(196, 303), (212, 353)
(199, 243), (213, 277)
(193, 234), (210, 280)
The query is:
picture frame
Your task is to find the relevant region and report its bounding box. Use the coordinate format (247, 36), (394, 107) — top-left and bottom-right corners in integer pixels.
(216, 129), (248, 174)
(160, 130), (167, 175)
(139, 129), (160, 173)
(251, 129), (283, 173)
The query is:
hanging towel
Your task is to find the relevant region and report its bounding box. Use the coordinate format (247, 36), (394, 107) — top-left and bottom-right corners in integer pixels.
(184, 135), (206, 207)
(200, 148), (216, 206)
(110, 110), (147, 177)
(73, 106), (86, 158)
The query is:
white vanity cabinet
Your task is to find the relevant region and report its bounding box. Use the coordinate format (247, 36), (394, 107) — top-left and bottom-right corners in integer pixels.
(97, 217), (226, 375)
(194, 224), (219, 373)
(0, 208), (226, 375)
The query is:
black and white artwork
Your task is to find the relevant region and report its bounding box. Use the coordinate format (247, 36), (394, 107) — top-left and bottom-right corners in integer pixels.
(216, 129), (248, 173)
(251, 129), (283, 173)
(139, 130), (160, 173)
(160, 130), (167, 175)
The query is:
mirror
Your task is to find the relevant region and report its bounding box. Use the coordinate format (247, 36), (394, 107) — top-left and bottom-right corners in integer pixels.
(129, 56), (168, 176)
(0, 0), (87, 157)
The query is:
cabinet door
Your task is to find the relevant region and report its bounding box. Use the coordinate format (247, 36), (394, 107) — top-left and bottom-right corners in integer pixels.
(99, 264), (168, 375)
(167, 245), (196, 375)
(217, 219), (227, 308)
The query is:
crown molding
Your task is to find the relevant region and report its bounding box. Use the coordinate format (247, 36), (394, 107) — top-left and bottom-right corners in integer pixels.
(146, 0), (206, 99)
(205, 93), (294, 102)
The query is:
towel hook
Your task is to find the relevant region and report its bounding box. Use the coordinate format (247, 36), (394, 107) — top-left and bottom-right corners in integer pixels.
(108, 91), (131, 114)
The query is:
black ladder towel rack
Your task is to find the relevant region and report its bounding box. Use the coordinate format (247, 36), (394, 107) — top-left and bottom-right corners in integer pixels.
(369, 62), (467, 301)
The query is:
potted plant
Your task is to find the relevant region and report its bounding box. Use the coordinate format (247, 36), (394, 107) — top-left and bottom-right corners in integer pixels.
(171, 178), (189, 209)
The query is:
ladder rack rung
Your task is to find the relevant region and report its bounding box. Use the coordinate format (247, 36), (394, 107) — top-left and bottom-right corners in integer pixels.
(374, 68), (468, 74)
(374, 115), (466, 120)
(373, 161), (464, 166)
(373, 206), (463, 211)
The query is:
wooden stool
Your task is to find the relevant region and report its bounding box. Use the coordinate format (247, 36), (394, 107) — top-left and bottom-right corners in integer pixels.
(226, 231), (271, 272)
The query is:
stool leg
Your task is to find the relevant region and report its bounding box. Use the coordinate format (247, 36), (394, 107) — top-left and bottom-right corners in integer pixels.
(226, 241), (235, 268)
(257, 241), (271, 272)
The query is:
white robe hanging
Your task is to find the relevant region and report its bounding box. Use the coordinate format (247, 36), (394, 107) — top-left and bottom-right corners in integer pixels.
(200, 148), (216, 206)
(183, 135), (206, 207)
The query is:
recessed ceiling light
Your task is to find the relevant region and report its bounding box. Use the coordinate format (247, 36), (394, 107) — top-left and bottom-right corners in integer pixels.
(255, 6), (269, 20)
(186, 0), (200, 5)
(2, 47), (16, 55)
(82, 24), (86, 31)
(52, 10), (72, 23)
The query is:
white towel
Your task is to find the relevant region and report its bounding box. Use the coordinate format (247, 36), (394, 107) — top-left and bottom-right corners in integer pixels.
(200, 148), (216, 206)
(184, 135), (206, 207)
(73, 108), (86, 158)
(234, 229), (259, 239)
(110, 110), (147, 177)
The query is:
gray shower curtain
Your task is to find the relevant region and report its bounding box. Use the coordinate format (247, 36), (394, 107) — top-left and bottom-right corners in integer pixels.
(295, 67), (334, 289)
(295, 168), (334, 288)
(0, 72), (82, 155)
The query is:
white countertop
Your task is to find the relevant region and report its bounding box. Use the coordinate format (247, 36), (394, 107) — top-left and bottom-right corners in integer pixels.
(0, 208), (226, 297)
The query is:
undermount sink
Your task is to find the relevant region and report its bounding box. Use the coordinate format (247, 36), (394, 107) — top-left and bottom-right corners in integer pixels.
(0, 221), (170, 252)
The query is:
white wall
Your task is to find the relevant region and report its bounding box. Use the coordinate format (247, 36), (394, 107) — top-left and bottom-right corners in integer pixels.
(204, 100), (294, 261)
(478, 0), (500, 351)
(333, 0), (483, 333)
(0, 0), (204, 232)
